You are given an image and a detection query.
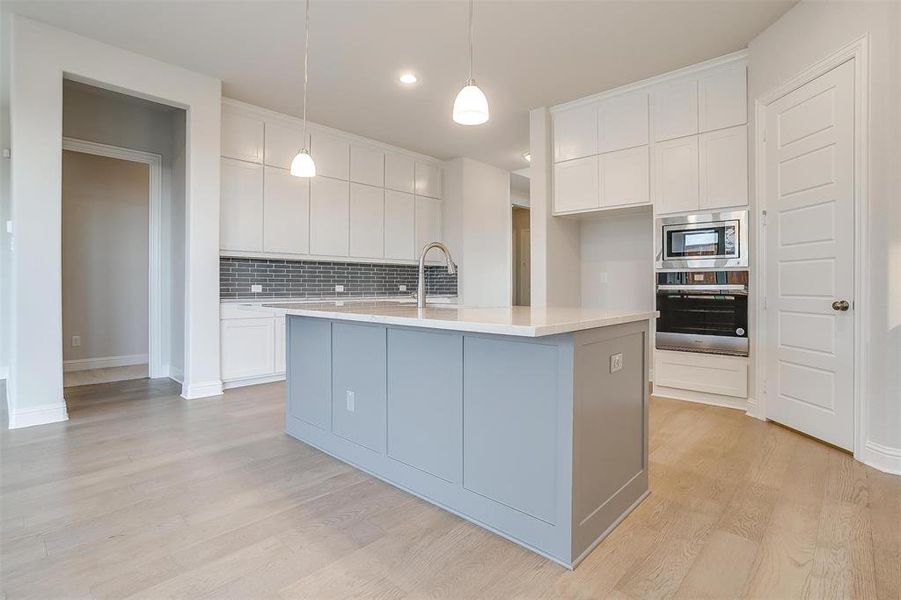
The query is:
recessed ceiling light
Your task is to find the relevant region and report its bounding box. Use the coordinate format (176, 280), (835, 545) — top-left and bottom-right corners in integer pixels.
(399, 72), (418, 85)
(523, 152), (531, 163)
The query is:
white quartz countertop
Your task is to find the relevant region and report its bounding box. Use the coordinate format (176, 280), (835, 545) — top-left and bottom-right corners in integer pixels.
(244, 301), (656, 337)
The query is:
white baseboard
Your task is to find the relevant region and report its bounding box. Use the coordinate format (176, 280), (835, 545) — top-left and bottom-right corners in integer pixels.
(168, 366), (184, 385)
(223, 373), (286, 390)
(652, 384), (747, 411)
(861, 441), (901, 475)
(181, 380), (223, 399)
(63, 354), (148, 372)
(0, 365), (8, 380)
(8, 401), (69, 429)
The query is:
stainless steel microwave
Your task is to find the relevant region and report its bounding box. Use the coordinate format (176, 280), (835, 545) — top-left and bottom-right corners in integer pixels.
(655, 210), (748, 270)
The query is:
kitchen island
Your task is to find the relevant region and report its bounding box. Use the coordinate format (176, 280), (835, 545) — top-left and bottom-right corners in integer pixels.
(251, 301), (654, 569)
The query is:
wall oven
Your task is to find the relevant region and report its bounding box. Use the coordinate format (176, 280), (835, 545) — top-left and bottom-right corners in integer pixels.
(656, 271), (749, 356)
(655, 210), (748, 270)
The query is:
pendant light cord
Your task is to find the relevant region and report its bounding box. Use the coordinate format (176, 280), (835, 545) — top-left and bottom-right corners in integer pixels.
(468, 0), (474, 83)
(302, 0), (310, 150)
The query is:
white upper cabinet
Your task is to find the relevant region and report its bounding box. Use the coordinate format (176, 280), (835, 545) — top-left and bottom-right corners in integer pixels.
(599, 147), (649, 208)
(263, 166), (310, 254)
(310, 131), (350, 180)
(310, 177), (349, 256)
(349, 183), (384, 258)
(222, 109), (264, 163)
(384, 191), (415, 260)
(265, 121), (306, 170)
(220, 158), (263, 251)
(350, 144), (385, 187)
(414, 161), (442, 199)
(553, 104), (598, 162)
(699, 125), (748, 210)
(414, 196), (442, 260)
(654, 136), (699, 215)
(699, 63), (747, 132)
(597, 91), (649, 153)
(385, 152), (415, 193)
(554, 155), (599, 213)
(652, 78), (699, 142)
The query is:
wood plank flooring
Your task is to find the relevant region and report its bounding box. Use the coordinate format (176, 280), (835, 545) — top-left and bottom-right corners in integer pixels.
(1, 378), (898, 599)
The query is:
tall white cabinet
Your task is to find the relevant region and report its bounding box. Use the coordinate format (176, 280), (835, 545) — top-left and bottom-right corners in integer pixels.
(218, 100), (445, 264)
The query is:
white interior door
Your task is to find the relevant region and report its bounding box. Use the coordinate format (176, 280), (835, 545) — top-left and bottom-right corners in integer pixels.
(764, 59), (855, 450)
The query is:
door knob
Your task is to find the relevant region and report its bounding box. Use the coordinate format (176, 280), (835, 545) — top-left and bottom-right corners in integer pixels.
(832, 300), (850, 311)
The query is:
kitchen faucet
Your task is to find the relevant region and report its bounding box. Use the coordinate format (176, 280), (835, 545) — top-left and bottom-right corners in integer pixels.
(417, 242), (456, 308)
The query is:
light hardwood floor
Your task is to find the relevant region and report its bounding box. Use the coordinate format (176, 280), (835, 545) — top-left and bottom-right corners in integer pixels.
(63, 364), (149, 388)
(1, 378), (898, 599)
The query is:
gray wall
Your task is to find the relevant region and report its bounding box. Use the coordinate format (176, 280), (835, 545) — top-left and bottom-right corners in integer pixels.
(1, 13), (11, 380)
(62, 80), (187, 378)
(62, 151), (149, 362)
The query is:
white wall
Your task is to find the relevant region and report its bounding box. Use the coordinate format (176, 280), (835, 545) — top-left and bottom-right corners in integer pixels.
(443, 157), (512, 307)
(529, 107), (581, 308)
(749, 0), (901, 470)
(0, 14), (11, 382)
(62, 151), (149, 364)
(7, 15), (221, 427)
(580, 209), (654, 313)
(62, 81), (186, 377)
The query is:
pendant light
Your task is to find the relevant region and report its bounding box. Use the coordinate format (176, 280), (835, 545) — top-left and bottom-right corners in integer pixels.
(452, 0), (489, 125)
(290, 0), (316, 177)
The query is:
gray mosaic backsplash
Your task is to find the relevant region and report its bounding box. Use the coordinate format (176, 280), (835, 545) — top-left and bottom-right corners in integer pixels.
(220, 257), (458, 300)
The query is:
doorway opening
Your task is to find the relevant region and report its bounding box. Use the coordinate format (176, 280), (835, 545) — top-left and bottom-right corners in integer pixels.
(60, 80), (186, 392)
(511, 173), (531, 306)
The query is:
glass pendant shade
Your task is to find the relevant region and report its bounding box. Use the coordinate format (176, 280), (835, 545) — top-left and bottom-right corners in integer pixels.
(290, 149), (316, 177)
(453, 80), (489, 125)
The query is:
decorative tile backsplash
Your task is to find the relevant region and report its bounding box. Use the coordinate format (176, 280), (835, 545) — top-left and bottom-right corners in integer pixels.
(220, 257), (458, 300)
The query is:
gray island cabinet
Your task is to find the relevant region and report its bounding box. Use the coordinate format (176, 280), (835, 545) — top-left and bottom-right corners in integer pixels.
(262, 302), (653, 569)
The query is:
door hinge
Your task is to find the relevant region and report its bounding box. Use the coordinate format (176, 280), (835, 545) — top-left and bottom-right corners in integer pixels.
(763, 295), (767, 310)
(762, 127), (767, 143)
(761, 210), (767, 227)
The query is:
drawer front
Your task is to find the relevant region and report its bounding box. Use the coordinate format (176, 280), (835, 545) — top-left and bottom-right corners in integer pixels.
(655, 350), (747, 398)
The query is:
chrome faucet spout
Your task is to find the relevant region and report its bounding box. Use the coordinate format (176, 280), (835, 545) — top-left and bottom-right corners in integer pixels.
(417, 241), (455, 308)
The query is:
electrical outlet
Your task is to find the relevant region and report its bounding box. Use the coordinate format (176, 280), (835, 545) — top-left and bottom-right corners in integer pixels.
(346, 390), (355, 412)
(399, 284), (407, 292)
(610, 353), (623, 373)
(335, 284), (344, 293)
(250, 284), (262, 293)
(71, 336), (81, 347)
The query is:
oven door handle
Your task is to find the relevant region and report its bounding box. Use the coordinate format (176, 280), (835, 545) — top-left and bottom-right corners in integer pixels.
(657, 285), (748, 295)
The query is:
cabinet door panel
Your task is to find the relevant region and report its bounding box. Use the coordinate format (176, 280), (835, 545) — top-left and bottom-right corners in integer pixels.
(414, 196), (442, 261)
(287, 317), (331, 429)
(699, 125), (747, 210)
(699, 63), (747, 133)
(598, 91), (648, 153)
(221, 318), (275, 380)
(414, 162), (442, 198)
(310, 177), (349, 256)
(553, 104), (598, 162)
(274, 316), (286, 374)
(652, 78), (699, 142)
(265, 121), (307, 170)
(654, 136), (699, 215)
(349, 183), (384, 258)
(310, 131), (350, 180)
(220, 158), (263, 251)
(385, 152), (415, 193)
(263, 166), (310, 254)
(384, 191), (415, 260)
(222, 109), (263, 163)
(387, 329), (462, 483)
(332, 323), (387, 453)
(554, 155), (598, 213)
(350, 144), (385, 187)
(599, 147), (649, 208)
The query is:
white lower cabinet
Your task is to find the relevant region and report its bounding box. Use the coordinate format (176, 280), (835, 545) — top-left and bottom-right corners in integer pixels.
(654, 136), (699, 215)
(654, 350), (748, 399)
(263, 166), (310, 254)
(220, 158), (264, 252)
(349, 183), (384, 258)
(310, 177), (350, 257)
(384, 191), (415, 260)
(221, 304), (286, 387)
(221, 317), (276, 381)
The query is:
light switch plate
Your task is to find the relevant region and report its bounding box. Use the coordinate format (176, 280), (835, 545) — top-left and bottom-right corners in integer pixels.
(610, 353), (623, 373)
(250, 284), (262, 293)
(71, 336), (81, 347)
(346, 390), (355, 412)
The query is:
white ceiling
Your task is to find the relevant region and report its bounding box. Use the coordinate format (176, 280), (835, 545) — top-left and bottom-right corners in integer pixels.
(5, 0), (795, 171)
